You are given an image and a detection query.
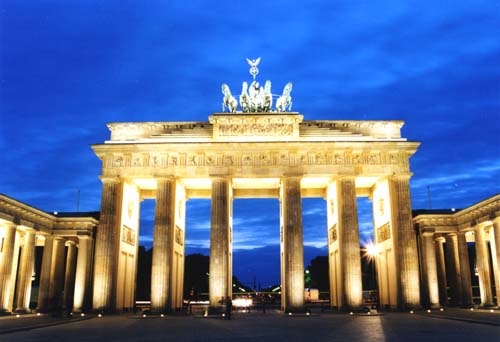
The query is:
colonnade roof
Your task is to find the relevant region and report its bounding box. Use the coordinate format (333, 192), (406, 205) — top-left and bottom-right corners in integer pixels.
(413, 193), (500, 234)
(0, 193), (98, 236)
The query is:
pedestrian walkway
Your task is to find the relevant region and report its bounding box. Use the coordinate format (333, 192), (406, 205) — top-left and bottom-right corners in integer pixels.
(418, 308), (500, 326)
(0, 313), (89, 334)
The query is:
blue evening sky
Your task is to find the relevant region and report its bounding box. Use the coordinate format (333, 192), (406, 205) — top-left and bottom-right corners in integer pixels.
(1, 1), (499, 286)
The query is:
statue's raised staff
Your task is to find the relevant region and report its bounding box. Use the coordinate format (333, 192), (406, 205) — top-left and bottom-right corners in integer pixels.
(276, 82), (293, 112)
(221, 83), (238, 113)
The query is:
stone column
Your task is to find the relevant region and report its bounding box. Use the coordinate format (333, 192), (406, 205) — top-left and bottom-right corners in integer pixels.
(151, 178), (175, 312)
(445, 234), (463, 306)
(63, 241), (77, 311)
(0, 223), (17, 313)
(209, 178), (232, 308)
(15, 230), (36, 313)
(337, 177), (362, 310)
(281, 177), (304, 311)
(435, 237), (448, 305)
(73, 235), (93, 312)
(489, 219), (500, 307)
(421, 233), (440, 308)
(36, 236), (54, 312)
(474, 225), (494, 307)
(92, 177), (121, 312)
(48, 237), (66, 311)
(456, 232), (473, 306)
(389, 176), (420, 309)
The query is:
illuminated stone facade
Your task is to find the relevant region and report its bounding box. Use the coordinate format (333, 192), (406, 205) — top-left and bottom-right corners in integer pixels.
(414, 194), (500, 308)
(2, 112), (499, 314)
(91, 112), (421, 312)
(0, 194), (97, 314)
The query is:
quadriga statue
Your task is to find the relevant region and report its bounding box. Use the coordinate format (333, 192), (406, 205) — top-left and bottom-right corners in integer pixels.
(276, 82), (293, 112)
(221, 83), (238, 113)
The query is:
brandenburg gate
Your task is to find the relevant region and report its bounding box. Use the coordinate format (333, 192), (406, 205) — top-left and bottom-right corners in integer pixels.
(89, 59), (422, 313)
(0, 59), (436, 314)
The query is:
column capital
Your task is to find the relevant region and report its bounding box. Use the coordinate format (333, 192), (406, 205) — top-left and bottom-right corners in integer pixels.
(210, 175), (231, 182)
(65, 240), (77, 247)
(389, 173), (413, 181)
(99, 176), (121, 184)
(420, 228), (436, 237)
(0, 220), (16, 229)
(435, 236), (446, 243)
(474, 222), (490, 230)
(334, 175), (356, 182)
(21, 227), (36, 235)
(155, 176), (176, 182)
(76, 233), (93, 240)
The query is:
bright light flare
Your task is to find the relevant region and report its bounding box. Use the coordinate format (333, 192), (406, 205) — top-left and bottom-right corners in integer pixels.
(362, 241), (380, 262)
(233, 298), (253, 307)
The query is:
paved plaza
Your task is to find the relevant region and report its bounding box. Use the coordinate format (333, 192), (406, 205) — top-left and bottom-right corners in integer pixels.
(1, 310), (499, 342)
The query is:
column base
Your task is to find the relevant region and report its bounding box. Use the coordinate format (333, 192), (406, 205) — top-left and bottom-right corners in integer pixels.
(14, 308), (32, 314)
(479, 303), (496, 309)
(0, 309), (13, 316)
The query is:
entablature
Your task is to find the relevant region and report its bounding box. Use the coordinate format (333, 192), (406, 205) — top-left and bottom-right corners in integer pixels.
(413, 194), (500, 235)
(0, 194), (98, 237)
(92, 140), (419, 180)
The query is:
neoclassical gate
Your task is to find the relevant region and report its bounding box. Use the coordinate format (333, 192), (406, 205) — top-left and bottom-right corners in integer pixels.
(90, 110), (421, 312)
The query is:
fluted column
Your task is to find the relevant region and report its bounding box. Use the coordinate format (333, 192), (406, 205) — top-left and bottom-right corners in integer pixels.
(490, 219), (500, 306)
(92, 177), (121, 312)
(0, 223), (17, 313)
(281, 177), (304, 311)
(337, 177), (362, 309)
(209, 178), (232, 308)
(445, 234), (463, 306)
(73, 235), (93, 312)
(456, 232), (473, 306)
(435, 237), (448, 305)
(48, 237), (66, 311)
(15, 230), (36, 313)
(63, 241), (77, 311)
(475, 225), (494, 307)
(36, 236), (54, 312)
(421, 233), (440, 308)
(151, 178), (175, 312)
(389, 176), (420, 309)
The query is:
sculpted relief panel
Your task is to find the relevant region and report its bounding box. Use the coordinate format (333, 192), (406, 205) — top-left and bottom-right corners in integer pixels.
(103, 150), (410, 172)
(218, 123), (293, 137)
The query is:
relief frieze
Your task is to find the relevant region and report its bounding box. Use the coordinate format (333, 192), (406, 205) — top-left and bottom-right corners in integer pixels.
(218, 123), (293, 136)
(106, 151), (408, 169)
